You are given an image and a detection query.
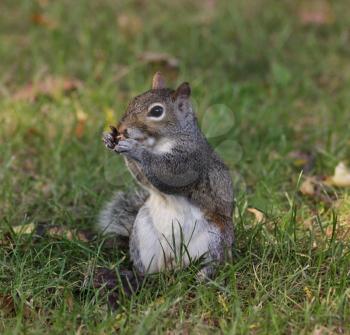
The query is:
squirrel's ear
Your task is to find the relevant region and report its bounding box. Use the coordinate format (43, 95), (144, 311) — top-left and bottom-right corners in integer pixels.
(173, 82), (191, 100)
(152, 72), (166, 90)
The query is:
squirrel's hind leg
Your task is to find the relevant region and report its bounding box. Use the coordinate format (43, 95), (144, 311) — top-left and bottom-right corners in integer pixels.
(97, 189), (149, 236)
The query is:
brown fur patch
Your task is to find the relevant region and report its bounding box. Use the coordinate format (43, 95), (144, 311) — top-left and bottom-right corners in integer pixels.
(204, 210), (229, 231)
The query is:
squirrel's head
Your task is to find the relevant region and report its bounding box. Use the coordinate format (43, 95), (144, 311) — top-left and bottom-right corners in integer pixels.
(116, 72), (195, 146)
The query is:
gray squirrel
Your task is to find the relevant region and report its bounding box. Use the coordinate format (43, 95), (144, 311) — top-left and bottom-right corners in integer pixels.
(98, 72), (234, 280)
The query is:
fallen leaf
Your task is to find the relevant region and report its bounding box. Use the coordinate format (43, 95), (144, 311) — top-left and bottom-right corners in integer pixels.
(0, 294), (15, 316)
(138, 51), (180, 69)
(300, 176), (318, 196)
(11, 223), (93, 242)
(76, 230), (95, 243)
(46, 226), (74, 240)
(12, 223), (36, 235)
(0, 294), (33, 319)
(75, 104), (88, 139)
(298, 0), (334, 26)
(46, 226), (94, 242)
(247, 207), (265, 223)
(13, 76), (82, 102)
(299, 176), (336, 204)
(326, 162), (350, 187)
(117, 14), (143, 37)
(0, 233), (13, 247)
(311, 325), (341, 335)
(31, 13), (57, 29)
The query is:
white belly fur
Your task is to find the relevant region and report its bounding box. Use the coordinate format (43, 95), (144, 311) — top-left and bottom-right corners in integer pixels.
(134, 190), (216, 273)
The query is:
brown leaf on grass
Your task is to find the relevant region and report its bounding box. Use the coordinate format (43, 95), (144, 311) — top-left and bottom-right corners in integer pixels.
(298, 162), (350, 204)
(13, 76), (82, 102)
(46, 226), (74, 240)
(311, 325), (344, 335)
(31, 13), (57, 29)
(117, 14), (143, 37)
(12, 223), (36, 235)
(0, 233), (13, 247)
(138, 51), (180, 69)
(0, 294), (15, 316)
(11, 223), (93, 242)
(298, 0), (334, 26)
(299, 176), (337, 204)
(300, 176), (318, 196)
(0, 294), (33, 318)
(326, 162), (350, 187)
(247, 207), (265, 223)
(47, 227), (95, 242)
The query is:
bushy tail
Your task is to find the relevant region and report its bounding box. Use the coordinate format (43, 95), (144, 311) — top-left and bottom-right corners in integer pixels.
(97, 189), (149, 236)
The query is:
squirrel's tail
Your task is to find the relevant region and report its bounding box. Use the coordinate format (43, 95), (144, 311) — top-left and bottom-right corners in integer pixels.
(97, 189), (149, 236)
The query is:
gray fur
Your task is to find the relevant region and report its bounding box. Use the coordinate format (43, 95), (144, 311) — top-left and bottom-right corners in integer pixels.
(97, 189), (148, 236)
(98, 76), (234, 278)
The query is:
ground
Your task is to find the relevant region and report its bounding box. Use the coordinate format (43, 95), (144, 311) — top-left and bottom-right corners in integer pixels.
(1, 0), (350, 334)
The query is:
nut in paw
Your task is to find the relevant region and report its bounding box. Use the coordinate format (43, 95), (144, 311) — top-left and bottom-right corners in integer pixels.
(103, 132), (118, 149)
(102, 125), (120, 150)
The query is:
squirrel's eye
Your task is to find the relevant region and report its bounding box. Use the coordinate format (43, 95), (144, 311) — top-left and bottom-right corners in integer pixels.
(148, 105), (164, 118)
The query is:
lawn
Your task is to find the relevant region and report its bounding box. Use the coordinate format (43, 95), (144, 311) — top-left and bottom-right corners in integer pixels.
(1, 0), (350, 334)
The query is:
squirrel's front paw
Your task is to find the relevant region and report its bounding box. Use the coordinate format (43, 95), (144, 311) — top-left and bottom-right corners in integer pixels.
(115, 139), (142, 160)
(115, 138), (138, 153)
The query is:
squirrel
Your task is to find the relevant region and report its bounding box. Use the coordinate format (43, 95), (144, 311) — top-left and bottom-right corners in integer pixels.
(98, 72), (234, 280)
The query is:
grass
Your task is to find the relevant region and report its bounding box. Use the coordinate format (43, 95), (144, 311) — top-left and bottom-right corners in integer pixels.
(1, 0), (350, 333)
